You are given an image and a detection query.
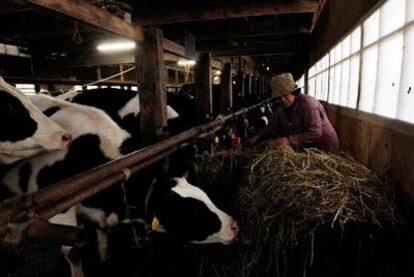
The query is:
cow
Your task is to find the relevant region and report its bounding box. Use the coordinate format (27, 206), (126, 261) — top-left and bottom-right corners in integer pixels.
(0, 94), (239, 276)
(0, 77), (71, 164)
(59, 88), (181, 151)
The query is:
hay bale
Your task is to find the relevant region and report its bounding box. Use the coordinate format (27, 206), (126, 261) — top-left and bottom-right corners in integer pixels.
(196, 147), (399, 276)
(240, 147), (397, 247)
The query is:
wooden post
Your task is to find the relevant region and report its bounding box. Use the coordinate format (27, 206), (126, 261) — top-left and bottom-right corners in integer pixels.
(96, 66), (102, 80)
(252, 75), (257, 97)
(135, 27), (167, 145)
(245, 74), (252, 99)
(195, 52), (212, 123)
(220, 62), (232, 113)
(119, 64), (125, 82)
(234, 69), (245, 109)
(304, 67), (309, 95)
(260, 78), (265, 96)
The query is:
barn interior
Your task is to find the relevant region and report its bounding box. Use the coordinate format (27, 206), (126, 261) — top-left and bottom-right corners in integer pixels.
(1, 0), (414, 276)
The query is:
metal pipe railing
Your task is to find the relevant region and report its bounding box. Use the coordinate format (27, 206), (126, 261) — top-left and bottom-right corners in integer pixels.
(0, 97), (276, 228)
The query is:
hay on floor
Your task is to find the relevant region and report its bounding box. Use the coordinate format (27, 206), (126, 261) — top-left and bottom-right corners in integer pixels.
(196, 146), (399, 276)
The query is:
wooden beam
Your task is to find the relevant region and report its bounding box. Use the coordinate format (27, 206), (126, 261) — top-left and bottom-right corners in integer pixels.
(26, 0), (143, 41)
(37, 40), (198, 68)
(163, 38), (199, 61)
(135, 1), (319, 25)
(196, 27), (310, 41)
(135, 27), (167, 145)
(310, 0), (328, 33)
(210, 47), (301, 57)
(220, 63), (232, 113)
(195, 52), (212, 123)
(3, 75), (136, 85)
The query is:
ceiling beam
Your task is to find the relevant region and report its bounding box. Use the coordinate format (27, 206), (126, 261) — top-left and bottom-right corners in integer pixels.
(211, 48), (302, 57)
(135, 1), (319, 26)
(34, 39), (198, 68)
(310, 0), (328, 33)
(25, 0), (144, 41)
(196, 27), (309, 41)
(163, 38), (199, 61)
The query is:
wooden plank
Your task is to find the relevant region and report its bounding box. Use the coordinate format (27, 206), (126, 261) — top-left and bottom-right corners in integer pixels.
(135, 1), (319, 25)
(163, 38), (199, 61)
(197, 27), (310, 41)
(135, 27), (167, 145)
(26, 0), (143, 41)
(310, 0), (328, 32)
(220, 63), (232, 113)
(40, 47), (196, 68)
(195, 52), (212, 123)
(234, 69), (245, 106)
(245, 74), (252, 97)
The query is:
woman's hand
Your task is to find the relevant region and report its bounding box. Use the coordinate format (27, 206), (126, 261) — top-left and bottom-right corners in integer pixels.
(269, 137), (290, 149)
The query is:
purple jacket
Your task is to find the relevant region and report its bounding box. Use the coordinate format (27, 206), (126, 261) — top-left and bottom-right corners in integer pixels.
(260, 94), (339, 153)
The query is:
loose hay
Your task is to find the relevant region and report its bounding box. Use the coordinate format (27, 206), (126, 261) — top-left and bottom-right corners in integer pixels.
(197, 146), (399, 277)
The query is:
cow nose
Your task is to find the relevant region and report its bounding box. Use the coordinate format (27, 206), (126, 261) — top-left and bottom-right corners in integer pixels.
(231, 220), (239, 233)
(60, 133), (72, 147)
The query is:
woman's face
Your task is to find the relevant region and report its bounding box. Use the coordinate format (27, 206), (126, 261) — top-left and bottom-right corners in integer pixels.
(281, 93), (296, 108)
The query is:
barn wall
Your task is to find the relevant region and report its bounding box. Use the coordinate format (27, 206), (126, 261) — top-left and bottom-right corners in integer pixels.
(325, 104), (414, 202)
(309, 0), (385, 66)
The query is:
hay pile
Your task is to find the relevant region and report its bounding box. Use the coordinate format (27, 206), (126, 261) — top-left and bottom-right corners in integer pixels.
(197, 146), (399, 276)
(241, 147), (397, 243)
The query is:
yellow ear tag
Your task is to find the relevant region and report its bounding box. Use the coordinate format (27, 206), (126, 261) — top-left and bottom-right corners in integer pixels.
(214, 136), (220, 145)
(151, 216), (160, 231)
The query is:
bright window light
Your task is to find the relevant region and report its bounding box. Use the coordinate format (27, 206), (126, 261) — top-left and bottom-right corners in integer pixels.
(97, 41), (136, 52)
(16, 83), (35, 94)
(177, 60), (196, 66)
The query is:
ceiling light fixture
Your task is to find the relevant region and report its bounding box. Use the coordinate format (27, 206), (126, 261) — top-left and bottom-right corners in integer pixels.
(97, 41), (136, 52)
(177, 59), (196, 66)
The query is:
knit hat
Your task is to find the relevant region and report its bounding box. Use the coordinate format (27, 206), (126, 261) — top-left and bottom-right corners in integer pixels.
(271, 73), (297, 98)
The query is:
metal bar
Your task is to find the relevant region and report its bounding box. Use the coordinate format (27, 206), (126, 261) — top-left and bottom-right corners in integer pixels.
(36, 146), (180, 220)
(0, 97), (276, 227)
(26, 221), (87, 246)
(0, 220), (87, 246)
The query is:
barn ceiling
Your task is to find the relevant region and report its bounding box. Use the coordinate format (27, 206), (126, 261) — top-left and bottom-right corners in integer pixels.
(0, 0), (327, 80)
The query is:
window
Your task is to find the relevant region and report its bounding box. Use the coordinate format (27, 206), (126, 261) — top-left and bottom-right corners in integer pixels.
(307, 0), (414, 123)
(373, 33), (403, 118)
(16, 84), (35, 94)
(0, 43), (31, 57)
(359, 45), (378, 112)
(396, 23), (414, 123)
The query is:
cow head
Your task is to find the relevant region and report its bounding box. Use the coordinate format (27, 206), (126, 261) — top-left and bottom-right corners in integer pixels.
(149, 177), (239, 245)
(0, 77), (71, 164)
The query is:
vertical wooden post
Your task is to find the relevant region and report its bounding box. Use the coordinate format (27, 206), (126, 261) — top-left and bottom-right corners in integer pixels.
(245, 74), (252, 99)
(252, 75), (258, 97)
(234, 69), (245, 109)
(96, 66), (102, 80)
(175, 69), (179, 85)
(261, 79), (265, 96)
(304, 67), (309, 95)
(220, 62), (232, 113)
(195, 52), (212, 123)
(135, 27), (167, 145)
(119, 64), (125, 82)
(235, 69), (245, 97)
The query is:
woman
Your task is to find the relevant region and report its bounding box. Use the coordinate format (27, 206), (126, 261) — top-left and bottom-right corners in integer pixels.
(248, 73), (339, 153)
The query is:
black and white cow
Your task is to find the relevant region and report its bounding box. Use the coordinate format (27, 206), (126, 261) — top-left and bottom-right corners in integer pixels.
(0, 77), (71, 164)
(0, 94), (238, 276)
(59, 88), (180, 151)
